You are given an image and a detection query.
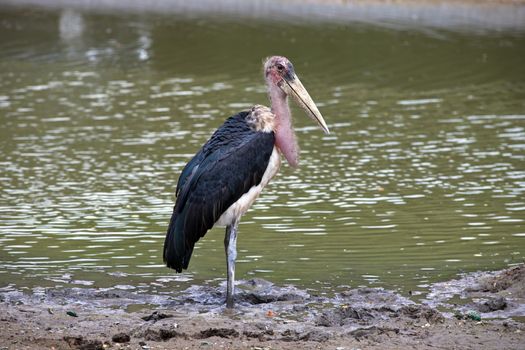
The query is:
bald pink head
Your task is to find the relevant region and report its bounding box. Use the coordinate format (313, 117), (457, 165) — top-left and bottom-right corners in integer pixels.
(264, 56), (295, 87)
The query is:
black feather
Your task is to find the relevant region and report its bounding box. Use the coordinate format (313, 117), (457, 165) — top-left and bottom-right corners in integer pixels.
(164, 111), (275, 272)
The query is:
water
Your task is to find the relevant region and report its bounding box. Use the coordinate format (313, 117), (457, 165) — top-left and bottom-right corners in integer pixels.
(0, 6), (524, 297)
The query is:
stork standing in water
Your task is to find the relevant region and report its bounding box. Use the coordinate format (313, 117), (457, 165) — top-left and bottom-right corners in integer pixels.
(164, 56), (329, 308)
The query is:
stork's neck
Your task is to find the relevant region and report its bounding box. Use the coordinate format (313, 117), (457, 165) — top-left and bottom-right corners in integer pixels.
(269, 86), (299, 168)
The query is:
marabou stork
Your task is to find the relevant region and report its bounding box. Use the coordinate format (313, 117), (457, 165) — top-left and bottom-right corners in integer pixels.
(164, 56), (329, 308)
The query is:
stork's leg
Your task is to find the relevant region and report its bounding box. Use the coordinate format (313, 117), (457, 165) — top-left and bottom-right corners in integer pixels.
(224, 220), (239, 308)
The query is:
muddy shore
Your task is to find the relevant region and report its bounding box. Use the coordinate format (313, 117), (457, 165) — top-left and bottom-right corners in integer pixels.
(1, 265), (524, 349)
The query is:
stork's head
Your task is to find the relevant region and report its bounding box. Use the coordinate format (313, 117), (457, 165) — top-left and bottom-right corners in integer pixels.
(264, 56), (329, 134)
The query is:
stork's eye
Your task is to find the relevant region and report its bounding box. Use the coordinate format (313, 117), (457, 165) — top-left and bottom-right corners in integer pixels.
(276, 64), (285, 72)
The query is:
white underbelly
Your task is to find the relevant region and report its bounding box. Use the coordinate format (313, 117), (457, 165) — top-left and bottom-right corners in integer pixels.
(216, 146), (281, 227)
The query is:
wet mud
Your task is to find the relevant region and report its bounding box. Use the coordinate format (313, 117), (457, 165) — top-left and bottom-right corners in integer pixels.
(0, 265), (524, 349)
(427, 264), (525, 319)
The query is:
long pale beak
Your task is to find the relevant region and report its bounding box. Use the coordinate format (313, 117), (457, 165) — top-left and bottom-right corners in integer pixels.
(280, 74), (330, 134)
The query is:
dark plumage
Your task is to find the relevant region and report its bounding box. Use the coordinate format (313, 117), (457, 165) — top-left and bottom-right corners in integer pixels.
(163, 111), (275, 272)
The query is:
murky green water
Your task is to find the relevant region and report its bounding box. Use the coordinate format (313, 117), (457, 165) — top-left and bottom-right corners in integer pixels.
(0, 7), (524, 296)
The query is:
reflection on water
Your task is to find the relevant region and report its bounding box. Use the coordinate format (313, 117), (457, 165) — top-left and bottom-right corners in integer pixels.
(59, 9), (84, 42)
(0, 7), (524, 296)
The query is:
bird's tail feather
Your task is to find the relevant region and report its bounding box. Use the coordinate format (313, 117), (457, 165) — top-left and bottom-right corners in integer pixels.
(163, 208), (193, 272)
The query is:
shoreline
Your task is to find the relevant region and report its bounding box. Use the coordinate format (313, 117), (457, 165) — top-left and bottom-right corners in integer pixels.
(1, 265), (524, 349)
(1, 0), (524, 32)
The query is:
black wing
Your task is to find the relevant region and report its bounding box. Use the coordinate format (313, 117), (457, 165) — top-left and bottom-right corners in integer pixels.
(164, 111), (275, 272)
